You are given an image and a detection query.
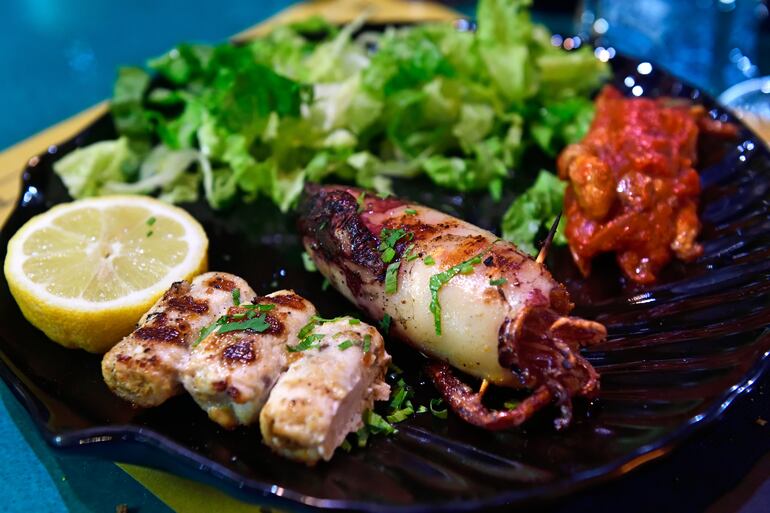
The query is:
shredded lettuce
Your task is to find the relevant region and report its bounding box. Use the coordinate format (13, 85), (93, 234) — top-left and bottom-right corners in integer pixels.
(53, 0), (608, 213)
(501, 170), (567, 255)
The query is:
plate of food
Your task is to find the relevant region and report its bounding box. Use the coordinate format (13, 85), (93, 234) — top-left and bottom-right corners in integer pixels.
(1, 0), (769, 511)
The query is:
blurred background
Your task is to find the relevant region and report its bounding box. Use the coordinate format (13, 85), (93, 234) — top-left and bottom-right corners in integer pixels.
(1, 0), (769, 151)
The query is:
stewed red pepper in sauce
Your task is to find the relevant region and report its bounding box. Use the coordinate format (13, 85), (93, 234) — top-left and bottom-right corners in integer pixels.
(558, 86), (736, 284)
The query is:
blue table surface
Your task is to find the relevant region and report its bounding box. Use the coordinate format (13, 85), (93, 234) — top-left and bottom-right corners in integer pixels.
(1, 1), (769, 512)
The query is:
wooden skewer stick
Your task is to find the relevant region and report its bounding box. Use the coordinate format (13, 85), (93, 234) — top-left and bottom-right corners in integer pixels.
(478, 378), (490, 399)
(536, 212), (562, 265)
(479, 215), (562, 398)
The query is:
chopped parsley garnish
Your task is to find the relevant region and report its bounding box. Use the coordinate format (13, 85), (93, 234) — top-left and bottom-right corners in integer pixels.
(242, 303), (275, 312)
(357, 191), (366, 212)
(287, 333), (325, 352)
(194, 312), (270, 346)
(384, 261), (400, 294)
(504, 400), (521, 410)
(423, 255), (435, 266)
(387, 406), (414, 423)
(146, 217), (156, 226)
(217, 316), (270, 335)
(377, 228), (414, 294)
(428, 247), (492, 335)
(321, 278), (331, 291)
(363, 410), (396, 435)
(376, 191), (392, 199)
(489, 277), (508, 286)
(416, 405), (428, 414)
(381, 247), (396, 263)
(389, 379), (411, 409)
(232, 288), (241, 306)
(379, 313), (391, 334)
(339, 439), (352, 452)
(337, 340), (355, 351)
(404, 208), (417, 215)
(429, 398), (448, 419)
(378, 227), (408, 250)
(348, 318), (361, 325)
(319, 220), (328, 230)
(146, 230), (154, 237)
(362, 334), (372, 353)
(301, 252), (317, 272)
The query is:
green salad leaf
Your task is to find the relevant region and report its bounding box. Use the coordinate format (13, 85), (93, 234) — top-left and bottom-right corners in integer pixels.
(52, 0), (608, 216)
(501, 169), (567, 255)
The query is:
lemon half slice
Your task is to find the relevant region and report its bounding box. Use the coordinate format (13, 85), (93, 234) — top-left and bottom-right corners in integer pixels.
(4, 195), (208, 352)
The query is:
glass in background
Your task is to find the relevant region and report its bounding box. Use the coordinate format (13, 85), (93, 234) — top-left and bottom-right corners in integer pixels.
(576, 0), (768, 96)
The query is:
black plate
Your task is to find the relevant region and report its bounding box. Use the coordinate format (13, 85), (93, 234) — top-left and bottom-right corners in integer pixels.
(1, 54), (769, 512)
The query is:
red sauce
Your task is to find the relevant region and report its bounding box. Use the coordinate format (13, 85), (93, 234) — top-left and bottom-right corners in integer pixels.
(558, 86), (734, 284)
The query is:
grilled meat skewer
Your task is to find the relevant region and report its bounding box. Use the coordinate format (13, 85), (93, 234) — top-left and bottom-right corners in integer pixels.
(102, 272), (255, 407)
(182, 290), (316, 428)
(261, 316), (390, 464)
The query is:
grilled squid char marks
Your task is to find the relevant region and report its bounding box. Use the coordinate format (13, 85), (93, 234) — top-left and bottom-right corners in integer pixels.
(101, 273), (256, 408)
(298, 184), (607, 430)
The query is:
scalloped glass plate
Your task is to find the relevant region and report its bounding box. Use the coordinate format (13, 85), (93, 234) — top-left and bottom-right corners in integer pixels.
(0, 54), (769, 512)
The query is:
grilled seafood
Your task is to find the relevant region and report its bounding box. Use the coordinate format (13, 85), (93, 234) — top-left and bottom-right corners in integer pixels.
(298, 185), (606, 430)
(261, 317), (390, 463)
(102, 272), (255, 407)
(182, 290), (316, 428)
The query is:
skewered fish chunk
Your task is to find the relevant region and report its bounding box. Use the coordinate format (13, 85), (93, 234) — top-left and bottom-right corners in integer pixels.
(298, 185), (606, 430)
(102, 272), (255, 407)
(181, 290), (316, 429)
(260, 317), (390, 464)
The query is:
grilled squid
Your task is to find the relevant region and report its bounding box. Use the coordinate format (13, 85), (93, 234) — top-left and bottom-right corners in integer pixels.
(298, 185), (607, 430)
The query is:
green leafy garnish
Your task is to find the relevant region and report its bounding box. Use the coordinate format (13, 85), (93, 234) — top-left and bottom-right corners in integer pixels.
(416, 405), (428, 414)
(378, 227), (408, 250)
(384, 261), (401, 294)
(146, 216), (156, 226)
(429, 398), (448, 419)
(404, 209), (417, 216)
(501, 170), (566, 255)
(423, 255), (435, 266)
(489, 277), (507, 286)
(381, 247), (396, 263)
(194, 311), (270, 346)
(389, 379), (411, 409)
(362, 334), (372, 353)
(379, 313), (392, 334)
(387, 406), (415, 423)
(232, 288), (241, 306)
(504, 400), (521, 410)
(301, 252), (318, 272)
(337, 340), (355, 351)
(428, 247), (492, 335)
(216, 316), (270, 335)
(348, 318), (361, 325)
(321, 278), (331, 291)
(287, 333), (325, 352)
(363, 410), (396, 435)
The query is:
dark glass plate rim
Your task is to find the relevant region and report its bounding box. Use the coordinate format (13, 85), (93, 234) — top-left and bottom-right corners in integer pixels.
(1, 46), (769, 511)
(1, 313), (767, 512)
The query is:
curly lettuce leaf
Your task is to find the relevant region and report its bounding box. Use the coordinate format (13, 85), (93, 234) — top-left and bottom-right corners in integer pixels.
(53, 137), (139, 198)
(501, 169), (566, 255)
